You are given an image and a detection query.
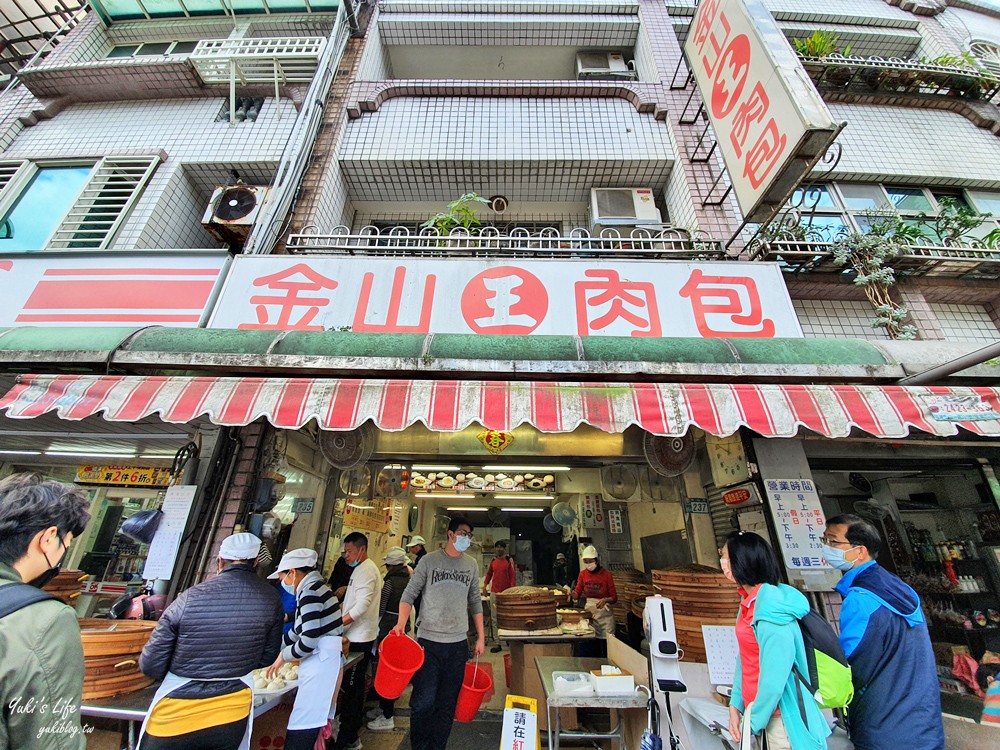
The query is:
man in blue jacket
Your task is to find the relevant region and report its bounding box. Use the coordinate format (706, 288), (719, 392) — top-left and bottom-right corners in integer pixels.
(823, 514), (944, 750)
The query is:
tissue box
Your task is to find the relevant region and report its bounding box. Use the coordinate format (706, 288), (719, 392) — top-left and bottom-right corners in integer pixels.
(589, 668), (634, 694)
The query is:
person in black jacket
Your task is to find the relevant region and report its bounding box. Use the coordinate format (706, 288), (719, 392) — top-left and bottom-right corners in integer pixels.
(138, 532), (284, 750)
(366, 547), (412, 733)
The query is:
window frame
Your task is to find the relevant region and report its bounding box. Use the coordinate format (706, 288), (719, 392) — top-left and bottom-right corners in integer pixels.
(0, 160), (98, 252)
(106, 40), (201, 59)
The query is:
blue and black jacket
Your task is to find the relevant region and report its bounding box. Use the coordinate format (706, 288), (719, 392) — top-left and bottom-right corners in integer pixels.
(836, 561), (944, 750)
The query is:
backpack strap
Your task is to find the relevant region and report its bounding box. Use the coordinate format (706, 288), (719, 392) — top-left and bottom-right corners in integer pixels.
(790, 663), (811, 730)
(0, 582), (55, 619)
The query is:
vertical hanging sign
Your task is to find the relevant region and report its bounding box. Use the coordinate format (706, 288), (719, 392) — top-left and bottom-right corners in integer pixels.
(764, 478), (826, 569)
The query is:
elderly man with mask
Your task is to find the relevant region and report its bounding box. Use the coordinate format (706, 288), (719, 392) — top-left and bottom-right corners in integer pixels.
(138, 532), (284, 750)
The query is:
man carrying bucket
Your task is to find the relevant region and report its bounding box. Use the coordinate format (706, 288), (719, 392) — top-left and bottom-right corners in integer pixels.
(391, 516), (485, 750)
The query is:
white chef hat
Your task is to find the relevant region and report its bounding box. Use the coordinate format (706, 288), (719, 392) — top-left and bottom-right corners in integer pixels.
(581, 545), (599, 560)
(268, 548), (319, 579)
(219, 532), (263, 561)
(406, 535), (426, 548)
(384, 546), (409, 566)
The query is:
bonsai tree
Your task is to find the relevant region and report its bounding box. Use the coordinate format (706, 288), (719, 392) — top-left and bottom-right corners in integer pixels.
(421, 193), (491, 236)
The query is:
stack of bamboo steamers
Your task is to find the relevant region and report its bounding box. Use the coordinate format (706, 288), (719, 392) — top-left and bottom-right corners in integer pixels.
(78, 619), (156, 700)
(652, 564), (740, 662)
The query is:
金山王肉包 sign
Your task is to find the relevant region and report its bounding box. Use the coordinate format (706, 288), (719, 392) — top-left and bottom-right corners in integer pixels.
(209, 257), (803, 338)
(683, 0), (841, 222)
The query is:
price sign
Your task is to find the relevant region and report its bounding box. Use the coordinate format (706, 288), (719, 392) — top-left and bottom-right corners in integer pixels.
(76, 464), (173, 488)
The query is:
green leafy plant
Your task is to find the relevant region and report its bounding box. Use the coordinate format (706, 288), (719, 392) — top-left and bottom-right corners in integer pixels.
(983, 226), (1000, 249)
(916, 196), (990, 246)
(420, 193), (491, 236)
(831, 211), (918, 340)
(793, 31), (851, 58)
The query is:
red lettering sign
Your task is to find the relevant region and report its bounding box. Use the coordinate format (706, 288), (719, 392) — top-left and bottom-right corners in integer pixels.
(679, 269), (776, 338)
(712, 32), (751, 119)
(353, 266), (436, 334)
(744, 118), (787, 189)
(460, 266), (548, 334)
(239, 264), (338, 331)
(574, 269), (661, 337)
(730, 83), (768, 158)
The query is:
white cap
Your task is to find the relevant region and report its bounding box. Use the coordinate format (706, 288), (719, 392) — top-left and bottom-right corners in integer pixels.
(556, 552), (567, 560)
(267, 548), (318, 579)
(384, 546), (409, 566)
(406, 536), (426, 548)
(219, 533), (263, 561)
(581, 545), (599, 560)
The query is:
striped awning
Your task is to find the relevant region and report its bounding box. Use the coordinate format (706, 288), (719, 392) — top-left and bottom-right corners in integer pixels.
(1, 375), (999, 439)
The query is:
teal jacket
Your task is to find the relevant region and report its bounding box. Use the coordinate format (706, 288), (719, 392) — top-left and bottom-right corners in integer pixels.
(730, 583), (831, 750)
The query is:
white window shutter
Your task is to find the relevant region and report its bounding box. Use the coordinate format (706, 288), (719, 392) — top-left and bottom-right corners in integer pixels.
(47, 156), (161, 250)
(0, 161), (26, 201)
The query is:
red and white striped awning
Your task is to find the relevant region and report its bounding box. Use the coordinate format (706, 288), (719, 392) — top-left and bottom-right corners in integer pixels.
(2, 375), (999, 439)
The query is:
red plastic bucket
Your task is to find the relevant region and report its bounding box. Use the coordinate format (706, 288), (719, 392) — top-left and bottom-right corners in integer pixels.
(374, 632), (424, 700)
(454, 661), (493, 722)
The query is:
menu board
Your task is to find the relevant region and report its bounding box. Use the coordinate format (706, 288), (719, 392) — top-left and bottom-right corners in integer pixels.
(142, 485), (196, 580)
(343, 498), (392, 533)
(764, 478), (827, 569)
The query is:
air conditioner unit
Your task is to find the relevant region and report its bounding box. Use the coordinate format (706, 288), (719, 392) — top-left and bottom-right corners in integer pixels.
(576, 51), (637, 80)
(590, 188), (662, 232)
(201, 184), (270, 244)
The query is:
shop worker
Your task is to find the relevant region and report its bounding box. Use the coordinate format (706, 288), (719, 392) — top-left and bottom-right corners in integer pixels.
(367, 546), (413, 733)
(267, 548), (344, 750)
(483, 539), (516, 652)
(138, 532), (284, 750)
(393, 516), (485, 750)
(0, 472), (91, 750)
(327, 547), (355, 601)
(571, 545), (617, 637)
(822, 514), (944, 750)
(553, 551), (571, 588)
(407, 535), (427, 568)
(333, 532), (382, 750)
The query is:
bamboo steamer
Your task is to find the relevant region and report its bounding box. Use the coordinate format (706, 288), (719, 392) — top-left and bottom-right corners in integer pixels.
(78, 619), (155, 700)
(556, 608), (593, 625)
(495, 586), (558, 631)
(651, 565), (739, 662)
(42, 569), (87, 604)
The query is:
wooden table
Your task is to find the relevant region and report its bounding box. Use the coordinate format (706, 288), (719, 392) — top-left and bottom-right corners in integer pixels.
(535, 656), (648, 750)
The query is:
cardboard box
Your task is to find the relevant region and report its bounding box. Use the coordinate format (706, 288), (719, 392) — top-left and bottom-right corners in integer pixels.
(589, 668), (635, 695)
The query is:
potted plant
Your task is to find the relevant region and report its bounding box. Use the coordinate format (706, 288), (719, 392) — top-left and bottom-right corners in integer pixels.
(421, 193), (491, 247)
(794, 31), (839, 83)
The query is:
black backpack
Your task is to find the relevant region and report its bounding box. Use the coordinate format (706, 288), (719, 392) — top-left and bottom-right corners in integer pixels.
(0, 582), (55, 619)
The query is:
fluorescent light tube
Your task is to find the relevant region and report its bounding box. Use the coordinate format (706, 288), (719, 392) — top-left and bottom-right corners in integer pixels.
(500, 507), (546, 512)
(481, 465), (571, 471)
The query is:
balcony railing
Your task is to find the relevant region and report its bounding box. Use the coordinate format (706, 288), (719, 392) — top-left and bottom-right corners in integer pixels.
(190, 37), (327, 85)
(798, 55), (1000, 102)
(286, 225), (729, 259)
(749, 235), (1000, 279)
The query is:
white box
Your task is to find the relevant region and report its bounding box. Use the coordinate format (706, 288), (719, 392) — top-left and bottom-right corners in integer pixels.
(589, 668), (634, 695)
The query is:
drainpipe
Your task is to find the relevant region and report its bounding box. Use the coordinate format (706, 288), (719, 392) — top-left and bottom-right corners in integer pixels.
(342, 0), (362, 36)
(896, 340), (1000, 385)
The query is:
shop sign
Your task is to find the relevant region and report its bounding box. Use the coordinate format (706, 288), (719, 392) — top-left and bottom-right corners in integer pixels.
(582, 493), (604, 526)
(686, 498), (710, 514)
(76, 465), (173, 488)
(291, 498), (316, 514)
(722, 483), (762, 507)
(478, 429), (515, 454)
(209, 257), (802, 338)
(608, 508), (624, 535)
(684, 0), (840, 222)
(0, 253), (230, 327)
(764, 478), (827, 569)
(143, 485), (197, 580)
(925, 394), (1000, 422)
(344, 498), (392, 533)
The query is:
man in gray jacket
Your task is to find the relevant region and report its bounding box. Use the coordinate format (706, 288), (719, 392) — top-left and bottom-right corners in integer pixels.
(0, 473), (91, 750)
(139, 532), (284, 749)
(393, 516), (484, 750)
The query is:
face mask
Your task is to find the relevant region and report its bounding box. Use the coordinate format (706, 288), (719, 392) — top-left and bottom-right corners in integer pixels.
(720, 558), (735, 584)
(822, 544), (859, 572)
(28, 536), (67, 589)
(454, 535), (472, 552)
(281, 578), (297, 595)
(585, 562), (598, 572)
(348, 558), (361, 568)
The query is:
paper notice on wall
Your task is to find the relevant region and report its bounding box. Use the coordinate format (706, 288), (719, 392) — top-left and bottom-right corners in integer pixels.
(702, 625), (738, 685)
(764, 478), (827, 570)
(581, 493), (604, 527)
(142, 485), (197, 580)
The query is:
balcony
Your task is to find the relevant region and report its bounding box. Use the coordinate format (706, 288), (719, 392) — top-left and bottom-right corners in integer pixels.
(89, 0), (337, 23)
(799, 55), (1000, 102)
(190, 37), (327, 86)
(749, 236), (1000, 280)
(287, 224), (728, 260)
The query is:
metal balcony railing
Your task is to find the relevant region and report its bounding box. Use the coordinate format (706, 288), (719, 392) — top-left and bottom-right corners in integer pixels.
(286, 225), (729, 260)
(749, 236), (1000, 279)
(190, 37), (326, 85)
(798, 55), (1000, 102)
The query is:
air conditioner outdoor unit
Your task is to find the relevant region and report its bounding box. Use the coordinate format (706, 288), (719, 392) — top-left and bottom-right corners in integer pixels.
(590, 188), (662, 232)
(201, 184), (270, 244)
(576, 51), (636, 80)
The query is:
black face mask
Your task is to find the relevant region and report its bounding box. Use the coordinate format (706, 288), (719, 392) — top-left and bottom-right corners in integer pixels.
(28, 536), (67, 589)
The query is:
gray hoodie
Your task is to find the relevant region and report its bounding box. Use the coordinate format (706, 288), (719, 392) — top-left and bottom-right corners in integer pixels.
(400, 549), (482, 643)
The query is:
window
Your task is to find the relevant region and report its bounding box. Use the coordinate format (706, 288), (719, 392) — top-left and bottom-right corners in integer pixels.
(0, 157), (161, 252)
(106, 41), (200, 59)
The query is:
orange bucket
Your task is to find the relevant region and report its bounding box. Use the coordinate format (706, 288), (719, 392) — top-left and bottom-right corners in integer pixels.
(374, 632), (424, 700)
(454, 661), (493, 722)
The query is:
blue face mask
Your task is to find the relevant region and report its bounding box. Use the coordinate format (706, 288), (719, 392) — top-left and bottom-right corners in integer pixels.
(348, 559), (360, 568)
(281, 578), (296, 595)
(454, 535), (472, 552)
(822, 544), (859, 572)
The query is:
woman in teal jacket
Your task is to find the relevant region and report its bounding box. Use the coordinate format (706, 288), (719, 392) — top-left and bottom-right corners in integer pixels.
(722, 531), (831, 750)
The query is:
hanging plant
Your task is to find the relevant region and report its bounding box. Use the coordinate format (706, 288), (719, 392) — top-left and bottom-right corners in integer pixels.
(830, 212), (918, 340)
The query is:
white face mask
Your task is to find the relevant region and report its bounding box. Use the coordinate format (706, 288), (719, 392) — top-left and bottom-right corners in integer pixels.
(585, 562), (598, 572)
(454, 535), (472, 552)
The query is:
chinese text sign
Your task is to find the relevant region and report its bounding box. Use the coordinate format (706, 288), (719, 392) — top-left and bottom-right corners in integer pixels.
(764, 478), (827, 570)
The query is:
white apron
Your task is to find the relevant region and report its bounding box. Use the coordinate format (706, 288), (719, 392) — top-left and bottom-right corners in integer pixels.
(137, 671), (255, 750)
(585, 600), (616, 638)
(287, 635), (343, 730)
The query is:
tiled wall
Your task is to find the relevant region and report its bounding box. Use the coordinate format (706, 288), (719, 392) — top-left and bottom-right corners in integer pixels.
(793, 299), (891, 339)
(3, 97), (297, 250)
(376, 13), (640, 46)
(930, 303), (1000, 342)
(946, 7), (1000, 47)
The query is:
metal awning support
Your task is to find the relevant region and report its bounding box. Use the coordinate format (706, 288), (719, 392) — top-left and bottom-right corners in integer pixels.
(897, 340), (1000, 385)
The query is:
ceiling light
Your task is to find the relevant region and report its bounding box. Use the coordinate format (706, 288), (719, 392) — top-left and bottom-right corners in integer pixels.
(445, 507), (488, 512)
(415, 493), (467, 499)
(45, 451), (138, 458)
(500, 507), (546, 512)
(411, 465), (462, 471)
(493, 494), (554, 500)
(347, 503), (374, 510)
(0, 449), (42, 455)
(481, 465), (571, 472)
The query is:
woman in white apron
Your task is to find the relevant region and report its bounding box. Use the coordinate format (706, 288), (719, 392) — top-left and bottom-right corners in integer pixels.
(571, 545), (618, 638)
(268, 548), (345, 750)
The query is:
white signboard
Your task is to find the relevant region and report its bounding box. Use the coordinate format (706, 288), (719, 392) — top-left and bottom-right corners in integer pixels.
(142, 485), (197, 580)
(209, 257), (802, 338)
(764, 478), (827, 570)
(702, 625), (738, 685)
(684, 0), (840, 222)
(0, 253), (230, 327)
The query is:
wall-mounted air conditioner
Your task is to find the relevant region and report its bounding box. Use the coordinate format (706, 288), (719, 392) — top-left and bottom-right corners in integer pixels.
(576, 52), (637, 80)
(590, 188), (662, 232)
(201, 184), (270, 245)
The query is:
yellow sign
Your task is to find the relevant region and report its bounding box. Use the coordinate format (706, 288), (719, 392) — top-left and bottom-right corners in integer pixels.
(343, 498), (392, 533)
(76, 465), (173, 488)
(500, 695), (540, 750)
(477, 429), (515, 455)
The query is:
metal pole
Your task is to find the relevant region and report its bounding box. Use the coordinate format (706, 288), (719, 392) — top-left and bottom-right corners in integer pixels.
(896, 340), (1000, 385)
(230, 58), (236, 126)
